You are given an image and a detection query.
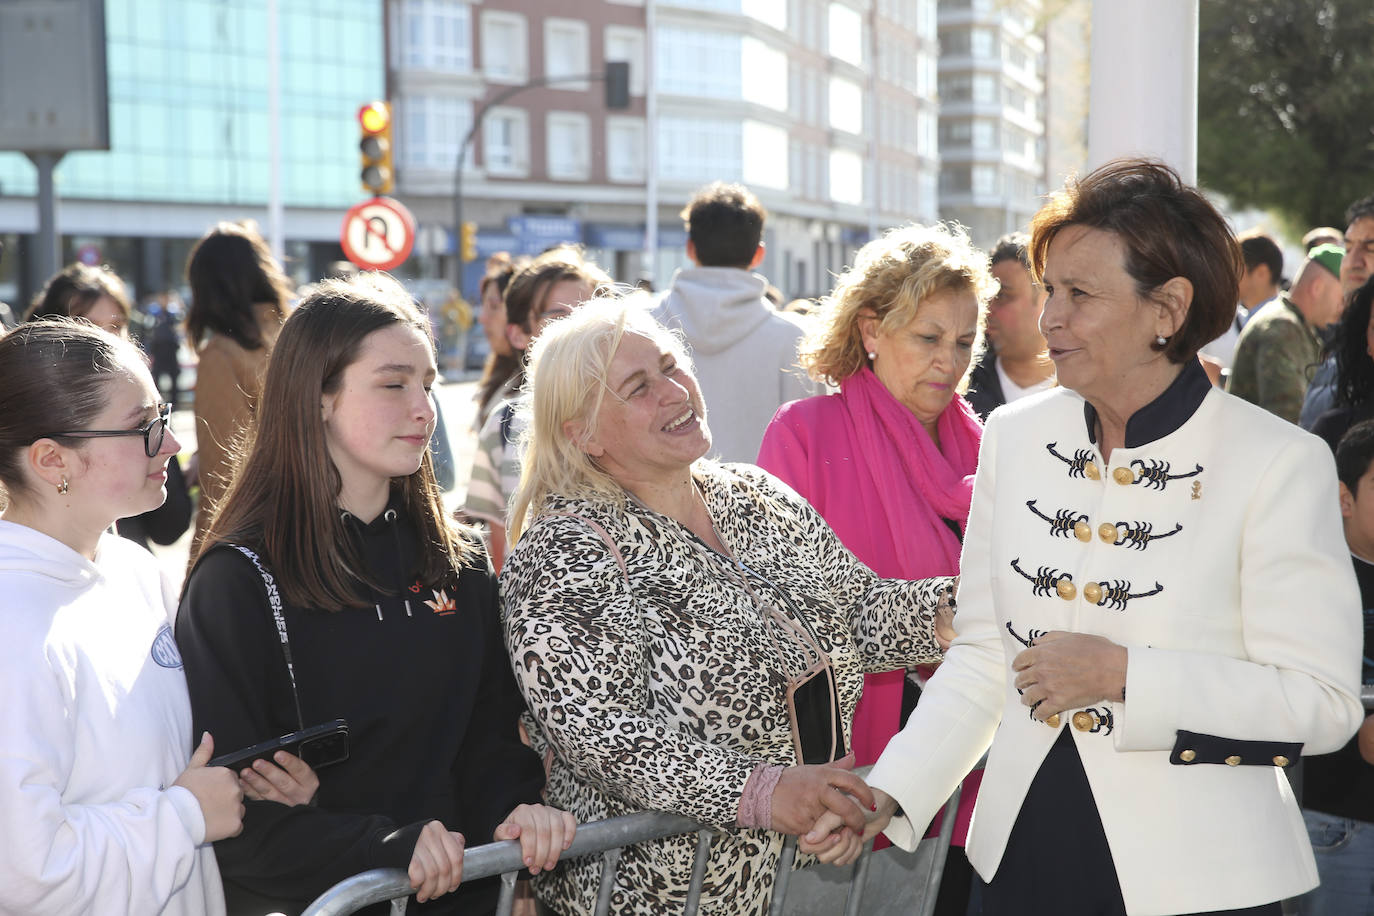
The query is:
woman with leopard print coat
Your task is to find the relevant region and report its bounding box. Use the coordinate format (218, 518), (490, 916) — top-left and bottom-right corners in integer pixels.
(501, 296), (956, 916)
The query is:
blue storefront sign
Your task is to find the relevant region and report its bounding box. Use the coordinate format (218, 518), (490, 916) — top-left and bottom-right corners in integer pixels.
(507, 215), (583, 255)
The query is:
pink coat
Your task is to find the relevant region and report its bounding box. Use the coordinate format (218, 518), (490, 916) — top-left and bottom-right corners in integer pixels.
(757, 370), (983, 845)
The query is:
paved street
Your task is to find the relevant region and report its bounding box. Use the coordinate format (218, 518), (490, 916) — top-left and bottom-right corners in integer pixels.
(151, 374), (481, 588)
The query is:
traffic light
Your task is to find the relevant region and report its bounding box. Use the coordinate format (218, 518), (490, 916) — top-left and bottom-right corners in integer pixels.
(460, 221), (477, 262)
(358, 101), (394, 195)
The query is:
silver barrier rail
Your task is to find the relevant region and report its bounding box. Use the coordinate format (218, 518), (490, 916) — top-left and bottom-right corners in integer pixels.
(1362, 684), (1374, 709)
(301, 785), (964, 916)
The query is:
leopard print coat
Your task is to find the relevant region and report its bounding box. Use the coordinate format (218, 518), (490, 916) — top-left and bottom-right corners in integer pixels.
(501, 462), (952, 916)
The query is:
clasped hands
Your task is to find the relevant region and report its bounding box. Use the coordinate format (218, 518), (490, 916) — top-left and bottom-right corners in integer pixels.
(772, 758), (894, 868)
(793, 630), (1128, 864)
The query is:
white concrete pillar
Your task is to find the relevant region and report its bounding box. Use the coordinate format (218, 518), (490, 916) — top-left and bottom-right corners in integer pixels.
(1087, 0), (1198, 183)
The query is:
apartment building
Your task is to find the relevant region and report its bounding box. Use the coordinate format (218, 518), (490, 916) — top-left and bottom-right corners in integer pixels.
(935, 0), (1047, 247)
(389, 0), (942, 299)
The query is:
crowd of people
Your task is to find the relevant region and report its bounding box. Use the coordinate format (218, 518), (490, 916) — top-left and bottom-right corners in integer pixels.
(0, 159), (1370, 916)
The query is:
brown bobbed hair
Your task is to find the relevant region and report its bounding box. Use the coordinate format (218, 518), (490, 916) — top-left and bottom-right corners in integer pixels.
(185, 220), (294, 351)
(198, 274), (475, 610)
(26, 263), (133, 327)
(799, 222), (996, 387)
(504, 246), (612, 335)
(1029, 158), (1241, 364)
(475, 253), (528, 418)
(0, 319), (144, 500)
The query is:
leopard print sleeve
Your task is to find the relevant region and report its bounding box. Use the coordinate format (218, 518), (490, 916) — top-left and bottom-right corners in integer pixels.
(728, 464), (951, 672)
(501, 514), (763, 829)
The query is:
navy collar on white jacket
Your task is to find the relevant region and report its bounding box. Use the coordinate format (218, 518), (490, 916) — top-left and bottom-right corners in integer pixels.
(1082, 358), (1212, 449)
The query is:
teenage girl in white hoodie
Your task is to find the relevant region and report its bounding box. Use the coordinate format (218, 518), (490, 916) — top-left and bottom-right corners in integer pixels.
(0, 319), (245, 915)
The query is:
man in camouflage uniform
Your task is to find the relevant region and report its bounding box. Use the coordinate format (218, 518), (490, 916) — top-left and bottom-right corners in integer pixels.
(1228, 244), (1344, 424)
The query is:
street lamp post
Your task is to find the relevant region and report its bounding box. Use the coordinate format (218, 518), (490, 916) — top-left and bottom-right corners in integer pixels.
(449, 64), (631, 289)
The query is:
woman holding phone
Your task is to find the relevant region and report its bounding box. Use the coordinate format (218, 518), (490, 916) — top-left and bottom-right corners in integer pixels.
(501, 295), (955, 915)
(176, 275), (573, 915)
(0, 320), (242, 915)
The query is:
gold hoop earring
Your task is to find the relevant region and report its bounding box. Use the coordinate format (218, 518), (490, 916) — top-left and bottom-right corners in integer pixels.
(57, 477), (69, 495)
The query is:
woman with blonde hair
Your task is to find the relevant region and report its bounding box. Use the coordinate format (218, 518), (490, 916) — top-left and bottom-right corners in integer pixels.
(502, 294), (957, 915)
(757, 223), (994, 910)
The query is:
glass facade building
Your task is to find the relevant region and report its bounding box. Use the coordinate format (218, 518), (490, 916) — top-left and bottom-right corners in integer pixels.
(0, 0), (383, 305)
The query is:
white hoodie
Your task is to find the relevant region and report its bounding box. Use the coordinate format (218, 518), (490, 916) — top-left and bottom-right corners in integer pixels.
(0, 521), (224, 916)
(653, 267), (820, 464)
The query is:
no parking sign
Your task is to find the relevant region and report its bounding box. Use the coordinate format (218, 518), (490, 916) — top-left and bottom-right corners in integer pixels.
(340, 197), (416, 271)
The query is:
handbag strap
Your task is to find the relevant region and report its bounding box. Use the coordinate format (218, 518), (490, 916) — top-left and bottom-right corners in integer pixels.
(230, 544), (307, 732)
(542, 511), (629, 584)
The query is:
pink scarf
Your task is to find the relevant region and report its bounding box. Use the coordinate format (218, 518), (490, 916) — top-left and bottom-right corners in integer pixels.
(840, 367), (980, 579)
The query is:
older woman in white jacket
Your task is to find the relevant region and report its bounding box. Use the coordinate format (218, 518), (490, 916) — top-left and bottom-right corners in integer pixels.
(807, 160), (1364, 916)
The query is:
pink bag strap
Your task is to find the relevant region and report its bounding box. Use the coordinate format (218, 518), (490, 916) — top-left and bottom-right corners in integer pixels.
(542, 511), (629, 583)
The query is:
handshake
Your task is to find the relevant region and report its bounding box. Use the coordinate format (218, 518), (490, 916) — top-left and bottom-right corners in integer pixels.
(773, 758), (902, 867)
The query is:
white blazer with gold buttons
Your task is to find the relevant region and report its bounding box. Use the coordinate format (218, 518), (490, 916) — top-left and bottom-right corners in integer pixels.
(867, 381), (1363, 916)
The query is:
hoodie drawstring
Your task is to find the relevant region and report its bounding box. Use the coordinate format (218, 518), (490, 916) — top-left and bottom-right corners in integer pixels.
(383, 509), (414, 617)
(340, 507), (413, 621)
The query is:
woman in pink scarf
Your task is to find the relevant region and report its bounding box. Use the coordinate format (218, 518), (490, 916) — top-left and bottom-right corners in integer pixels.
(757, 223), (993, 913)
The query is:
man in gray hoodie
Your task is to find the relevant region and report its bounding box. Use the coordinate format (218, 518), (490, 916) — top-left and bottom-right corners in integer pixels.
(653, 182), (819, 463)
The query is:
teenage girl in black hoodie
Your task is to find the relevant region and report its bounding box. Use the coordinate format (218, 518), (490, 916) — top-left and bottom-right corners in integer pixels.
(176, 275), (574, 915)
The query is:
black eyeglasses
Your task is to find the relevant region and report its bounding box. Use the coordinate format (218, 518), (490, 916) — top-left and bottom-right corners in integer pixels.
(42, 404), (171, 458)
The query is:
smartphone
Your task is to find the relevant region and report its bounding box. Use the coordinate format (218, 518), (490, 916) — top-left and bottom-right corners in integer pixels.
(209, 719), (350, 771)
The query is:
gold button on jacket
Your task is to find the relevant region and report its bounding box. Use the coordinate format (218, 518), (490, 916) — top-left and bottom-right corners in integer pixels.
(1074, 521), (1092, 542)
(1085, 462), (1101, 480)
(1226, 755), (1242, 766)
(1273, 756), (1290, 767)
(1113, 466), (1135, 485)
(1098, 522), (1119, 543)
(1180, 749), (1197, 762)
(1072, 711), (1095, 732)
(1045, 713), (1061, 728)
(1083, 582), (1103, 604)
(1056, 579), (1077, 601)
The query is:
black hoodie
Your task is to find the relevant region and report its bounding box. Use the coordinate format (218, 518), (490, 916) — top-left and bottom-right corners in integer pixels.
(176, 496), (544, 915)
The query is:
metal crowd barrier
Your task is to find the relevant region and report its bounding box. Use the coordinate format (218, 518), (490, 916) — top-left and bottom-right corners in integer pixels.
(300, 783), (964, 916)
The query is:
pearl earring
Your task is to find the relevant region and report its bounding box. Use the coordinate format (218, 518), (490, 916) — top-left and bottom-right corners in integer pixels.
(1155, 335), (1168, 346)
(867, 351), (877, 360)
(57, 477), (69, 495)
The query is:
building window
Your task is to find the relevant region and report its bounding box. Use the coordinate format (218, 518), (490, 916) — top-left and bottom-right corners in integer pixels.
(483, 107), (529, 176)
(394, 0), (472, 73)
(743, 0), (787, 30)
(656, 26), (742, 100)
(827, 3), (863, 66)
(972, 119), (997, 149)
(969, 27), (995, 58)
(972, 74), (998, 104)
(481, 11), (528, 84)
(829, 149), (863, 204)
(742, 120), (788, 190)
(544, 18), (589, 90)
(742, 37), (787, 111)
(606, 116), (645, 182)
(546, 111), (590, 180)
(400, 95), (474, 171)
(658, 115), (742, 184)
(828, 76), (862, 134)
(604, 26), (646, 96)
(972, 165), (998, 195)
